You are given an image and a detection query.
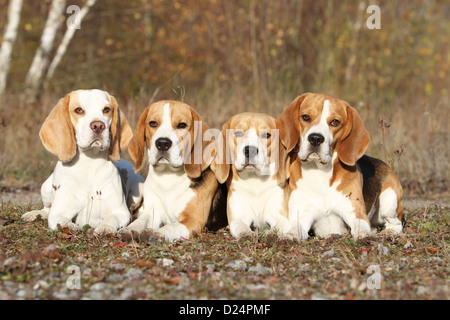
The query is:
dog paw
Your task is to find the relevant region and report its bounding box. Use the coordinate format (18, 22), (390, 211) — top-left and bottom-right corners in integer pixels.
(22, 210), (48, 222)
(355, 230), (375, 241)
(157, 223), (190, 242)
(237, 231), (257, 243)
(261, 230), (278, 245)
(94, 224), (116, 235)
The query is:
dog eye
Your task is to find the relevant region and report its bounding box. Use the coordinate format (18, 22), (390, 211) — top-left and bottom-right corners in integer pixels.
(103, 106), (111, 114)
(177, 122), (188, 129)
(74, 107), (84, 115)
(149, 121), (158, 128)
(261, 132), (271, 139)
(234, 131), (244, 138)
(301, 115), (311, 122)
(330, 119), (341, 127)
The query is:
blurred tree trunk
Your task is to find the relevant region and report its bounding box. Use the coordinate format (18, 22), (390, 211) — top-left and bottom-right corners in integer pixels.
(0, 0), (23, 94)
(25, 0), (66, 97)
(44, 0), (97, 87)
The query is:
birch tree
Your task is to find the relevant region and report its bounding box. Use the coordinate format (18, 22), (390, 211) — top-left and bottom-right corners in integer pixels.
(44, 0), (98, 86)
(0, 0), (23, 94)
(25, 0), (66, 95)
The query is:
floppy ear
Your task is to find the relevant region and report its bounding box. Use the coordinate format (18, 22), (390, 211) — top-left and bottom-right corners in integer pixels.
(336, 104), (370, 166)
(107, 93), (133, 162)
(129, 107), (151, 173)
(39, 95), (77, 163)
(275, 136), (290, 188)
(277, 93), (309, 153)
(210, 120), (232, 184)
(184, 107), (210, 179)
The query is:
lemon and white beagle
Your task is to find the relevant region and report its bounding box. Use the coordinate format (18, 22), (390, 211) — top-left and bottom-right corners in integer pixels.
(22, 90), (144, 234)
(277, 93), (403, 240)
(211, 113), (290, 241)
(123, 100), (227, 242)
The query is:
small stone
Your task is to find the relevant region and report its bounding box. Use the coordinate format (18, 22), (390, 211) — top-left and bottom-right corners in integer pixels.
(33, 280), (49, 291)
(378, 244), (389, 255)
(323, 249), (335, 257)
(90, 282), (107, 291)
(157, 258), (174, 267)
(111, 262), (125, 272)
(125, 268), (143, 280)
(226, 260), (247, 271)
(249, 263), (271, 275)
(404, 241), (413, 249)
(206, 264), (215, 272)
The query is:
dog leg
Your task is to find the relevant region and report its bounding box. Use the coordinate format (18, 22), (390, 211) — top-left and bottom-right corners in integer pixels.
(22, 175), (53, 222)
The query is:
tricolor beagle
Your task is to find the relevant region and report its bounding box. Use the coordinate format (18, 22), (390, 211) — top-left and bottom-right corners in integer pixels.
(22, 90), (144, 234)
(212, 113), (290, 241)
(122, 100), (227, 242)
(277, 93), (403, 240)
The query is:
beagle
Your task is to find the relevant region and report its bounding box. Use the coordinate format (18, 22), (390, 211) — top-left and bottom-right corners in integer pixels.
(211, 112), (290, 241)
(22, 90), (144, 234)
(122, 100), (227, 242)
(277, 93), (403, 240)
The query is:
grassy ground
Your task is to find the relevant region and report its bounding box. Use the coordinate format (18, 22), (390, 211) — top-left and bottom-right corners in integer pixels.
(0, 199), (448, 300)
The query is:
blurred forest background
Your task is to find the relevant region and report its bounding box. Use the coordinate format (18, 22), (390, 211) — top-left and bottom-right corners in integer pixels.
(0, 0), (448, 197)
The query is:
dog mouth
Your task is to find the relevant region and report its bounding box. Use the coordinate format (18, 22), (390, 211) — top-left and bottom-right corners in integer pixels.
(238, 158), (269, 172)
(153, 153), (183, 168)
(301, 152), (329, 165)
(80, 139), (108, 151)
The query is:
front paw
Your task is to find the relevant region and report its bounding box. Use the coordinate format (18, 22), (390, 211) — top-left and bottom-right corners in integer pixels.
(288, 227), (309, 241)
(22, 209), (49, 222)
(355, 230), (375, 240)
(156, 223), (190, 242)
(58, 222), (80, 233)
(237, 231), (257, 242)
(94, 224), (116, 235)
(49, 217), (79, 232)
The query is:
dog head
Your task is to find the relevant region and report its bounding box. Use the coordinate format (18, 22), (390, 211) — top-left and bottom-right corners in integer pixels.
(129, 100), (210, 178)
(39, 89), (133, 162)
(212, 112), (287, 185)
(277, 93), (369, 167)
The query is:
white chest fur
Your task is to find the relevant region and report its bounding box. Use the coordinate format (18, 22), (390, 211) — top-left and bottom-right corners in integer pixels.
(143, 164), (196, 225)
(289, 158), (358, 239)
(291, 161), (347, 211)
(229, 170), (286, 231)
(48, 150), (128, 229)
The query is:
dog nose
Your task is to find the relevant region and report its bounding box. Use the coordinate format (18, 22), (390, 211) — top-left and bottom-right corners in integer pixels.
(308, 133), (325, 147)
(90, 121), (105, 134)
(155, 138), (173, 152)
(244, 146), (259, 158)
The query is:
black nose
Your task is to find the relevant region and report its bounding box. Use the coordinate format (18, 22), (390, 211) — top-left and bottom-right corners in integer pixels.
(155, 138), (172, 152)
(308, 133), (325, 147)
(244, 146), (259, 158)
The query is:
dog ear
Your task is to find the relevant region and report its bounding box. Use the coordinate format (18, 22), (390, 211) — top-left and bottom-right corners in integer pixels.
(336, 104), (370, 166)
(275, 134), (290, 188)
(107, 93), (133, 162)
(210, 120), (232, 184)
(184, 107), (210, 179)
(277, 93), (310, 153)
(39, 94), (77, 163)
(129, 107), (151, 173)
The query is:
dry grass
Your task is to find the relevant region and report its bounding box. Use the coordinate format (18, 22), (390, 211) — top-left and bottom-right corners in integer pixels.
(0, 201), (448, 300)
